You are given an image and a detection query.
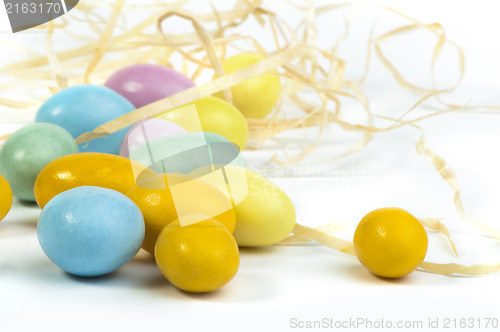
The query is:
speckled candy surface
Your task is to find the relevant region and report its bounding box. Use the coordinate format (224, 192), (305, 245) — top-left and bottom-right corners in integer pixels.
(119, 118), (187, 157)
(37, 186), (145, 277)
(104, 64), (195, 108)
(0, 123), (78, 201)
(35, 85), (135, 155)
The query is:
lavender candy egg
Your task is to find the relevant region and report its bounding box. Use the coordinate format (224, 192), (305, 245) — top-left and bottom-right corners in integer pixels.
(105, 64), (195, 108)
(120, 118), (187, 157)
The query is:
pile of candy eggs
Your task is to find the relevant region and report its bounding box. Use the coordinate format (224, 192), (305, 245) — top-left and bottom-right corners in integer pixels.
(0, 55), (295, 292)
(0, 54), (429, 293)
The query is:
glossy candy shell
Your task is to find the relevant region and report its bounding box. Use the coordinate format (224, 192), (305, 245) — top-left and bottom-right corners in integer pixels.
(34, 152), (156, 208)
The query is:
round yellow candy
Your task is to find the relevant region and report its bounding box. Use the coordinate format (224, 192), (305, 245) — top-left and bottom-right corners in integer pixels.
(155, 218), (240, 293)
(0, 174), (13, 222)
(353, 207), (428, 278)
(215, 53), (281, 119)
(157, 96), (248, 150)
(127, 173), (236, 254)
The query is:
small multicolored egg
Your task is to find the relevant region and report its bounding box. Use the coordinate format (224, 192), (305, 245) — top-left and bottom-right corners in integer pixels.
(0, 123), (78, 202)
(0, 173), (13, 222)
(34, 152), (156, 208)
(214, 53), (281, 119)
(37, 186), (145, 277)
(120, 118), (187, 157)
(157, 96), (249, 149)
(104, 64), (195, 108)
(35, 85), (135, 155)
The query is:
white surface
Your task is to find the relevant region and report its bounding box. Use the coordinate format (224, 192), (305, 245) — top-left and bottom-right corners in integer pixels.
(1, 1), (500, 331)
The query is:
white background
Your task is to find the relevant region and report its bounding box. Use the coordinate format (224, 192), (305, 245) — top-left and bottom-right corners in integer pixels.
(1, 1), (500, 331)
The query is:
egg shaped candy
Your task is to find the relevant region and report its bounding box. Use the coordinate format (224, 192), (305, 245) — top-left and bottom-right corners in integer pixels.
(214, 53), (281, 119)
(119, 118), (187, 157)
(155, 218), (239, 293)
(157, 96), (248, 150)
(353, 208), (428, 278)
(127, 173), (236, 254)
(228, 168), (296, 246)
(0, 174), (13, 222)
(35, 85), (135, 154)
(37, 186), (145, 277)
(104, 64), (195, 108)
(34, 152), (156, 208)
(190, 166), (296, 247)
(0, 123), (79, 202)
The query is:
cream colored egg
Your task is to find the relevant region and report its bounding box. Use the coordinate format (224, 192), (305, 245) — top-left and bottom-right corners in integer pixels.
(190, 165), (296, 246)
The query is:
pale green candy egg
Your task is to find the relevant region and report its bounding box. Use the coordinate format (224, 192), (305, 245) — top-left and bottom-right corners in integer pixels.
(0, 123), (78, 201)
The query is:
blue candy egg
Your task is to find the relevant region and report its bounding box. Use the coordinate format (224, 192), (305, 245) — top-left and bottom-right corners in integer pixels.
(37, 186), (145, 277)
(35, 85), (135, 155)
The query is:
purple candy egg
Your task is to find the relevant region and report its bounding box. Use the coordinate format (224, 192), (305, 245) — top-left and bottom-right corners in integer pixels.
(105, 64), (195, 108)
(120, 118), (187, 157)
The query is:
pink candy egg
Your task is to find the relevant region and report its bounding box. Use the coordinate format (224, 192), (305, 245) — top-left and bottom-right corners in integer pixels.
(120, 118), (187, 157)
(105, 64), (195, 108)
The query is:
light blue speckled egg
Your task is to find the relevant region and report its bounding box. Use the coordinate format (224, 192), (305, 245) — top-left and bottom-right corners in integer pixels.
(37, 186), (145, 277)
(35, 85), (135, 155)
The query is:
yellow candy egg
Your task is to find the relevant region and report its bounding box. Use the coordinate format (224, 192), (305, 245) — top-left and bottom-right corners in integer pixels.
(34, 152), (155, 208)
(233, 168), (296, 246)
(190, 166), (296, 247)
(127, 173), (236, 254)
(353, 207), (428, 278)
(0, 173), (13, 222)
(155, 218), (240, 293)
(214, 53), (282, 119)
(157, 96), (248, 150)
